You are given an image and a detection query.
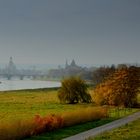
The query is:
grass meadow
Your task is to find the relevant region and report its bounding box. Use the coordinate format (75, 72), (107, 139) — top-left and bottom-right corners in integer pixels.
(0, 88), (139, 140)
(0, 88), (108, 140)
(0, 88), (94, 122)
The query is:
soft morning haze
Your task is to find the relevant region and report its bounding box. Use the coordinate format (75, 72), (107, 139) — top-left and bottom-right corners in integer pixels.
(0, 0), (140, 65)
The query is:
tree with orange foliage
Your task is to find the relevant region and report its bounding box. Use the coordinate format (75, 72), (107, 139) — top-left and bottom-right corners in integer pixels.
(93, 66), (140, 107)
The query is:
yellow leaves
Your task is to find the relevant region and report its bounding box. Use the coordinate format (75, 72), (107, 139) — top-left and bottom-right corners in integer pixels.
(93, 66), (140, 107)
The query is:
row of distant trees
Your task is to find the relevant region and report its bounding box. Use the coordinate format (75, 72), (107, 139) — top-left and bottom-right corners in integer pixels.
(58, 65), (140, 108)
(48, 63), (137, 82)
(92, 64), (136, 86)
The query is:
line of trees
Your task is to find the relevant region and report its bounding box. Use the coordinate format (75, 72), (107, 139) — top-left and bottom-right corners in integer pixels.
(58, 65), (140, 108)
(92, 65), (116, 86)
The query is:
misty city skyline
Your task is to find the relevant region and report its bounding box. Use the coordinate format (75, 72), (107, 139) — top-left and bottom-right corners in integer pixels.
(0, 0), (140, 65)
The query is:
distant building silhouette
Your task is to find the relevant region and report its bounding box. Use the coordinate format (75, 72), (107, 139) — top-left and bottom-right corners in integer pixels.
(48, 59), (95, 80)
(65, 59), (68, 68)
(6, 57), (17, 75)
(70, 59), (76, 67)
(65, 59), (81, 69)
(0, 57), (46, 80)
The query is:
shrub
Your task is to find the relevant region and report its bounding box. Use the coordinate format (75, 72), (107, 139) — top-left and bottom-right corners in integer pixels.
(58, 76), (92, 104)
(0, 115), (63, 140)
(0, 107), (108, 140)
(62, 107), (108, 127)
(32, 114), (63, 135)
(0, 119), (35, 140)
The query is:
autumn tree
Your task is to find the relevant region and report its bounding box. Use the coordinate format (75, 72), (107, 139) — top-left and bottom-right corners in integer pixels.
(93, 66), (140, 107)
(58, 77), (91, 104)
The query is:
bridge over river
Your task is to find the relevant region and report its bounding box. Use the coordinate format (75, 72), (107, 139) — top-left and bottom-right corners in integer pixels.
(0, 73), (47, 80)
(0, 57), (47, 80)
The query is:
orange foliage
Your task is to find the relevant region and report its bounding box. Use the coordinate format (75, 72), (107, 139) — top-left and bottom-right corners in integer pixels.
(0, 107), (108, 139)
(32, 114), (63, 135)
(93, 66), (140, 107)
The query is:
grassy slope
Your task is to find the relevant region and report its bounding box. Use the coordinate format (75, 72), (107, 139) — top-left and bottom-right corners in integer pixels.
(89, 118), (140, 140)
(0, 89), (139, 140)
(0, 88), (94, 122)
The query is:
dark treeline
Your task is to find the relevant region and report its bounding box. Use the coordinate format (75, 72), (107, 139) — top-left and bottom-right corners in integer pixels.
(48, 61), (140, 87)
(93, 64), (140, 87)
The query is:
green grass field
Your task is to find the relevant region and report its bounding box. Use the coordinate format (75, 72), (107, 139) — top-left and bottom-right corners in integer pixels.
(0, 88), (95, 123)
(0, 88), (139, 140)
(0, 88), (138, 122)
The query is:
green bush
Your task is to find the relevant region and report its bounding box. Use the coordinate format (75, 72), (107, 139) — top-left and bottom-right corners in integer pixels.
(58, 77), (91, 104)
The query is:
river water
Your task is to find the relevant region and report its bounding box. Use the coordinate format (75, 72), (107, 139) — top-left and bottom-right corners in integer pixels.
(0, 79), (61, 91)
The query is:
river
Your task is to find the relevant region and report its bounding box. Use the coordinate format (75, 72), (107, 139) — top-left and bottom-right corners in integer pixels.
(0, 79), (61, 91)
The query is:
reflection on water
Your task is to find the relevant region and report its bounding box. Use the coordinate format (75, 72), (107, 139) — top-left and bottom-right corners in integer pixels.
(0, 79), (61, 91)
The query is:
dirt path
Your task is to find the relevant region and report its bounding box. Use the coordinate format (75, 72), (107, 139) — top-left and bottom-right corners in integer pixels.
(63, 111), (140, 140)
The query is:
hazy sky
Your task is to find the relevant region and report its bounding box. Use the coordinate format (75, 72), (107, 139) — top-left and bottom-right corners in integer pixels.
(0, 0), (140, 66)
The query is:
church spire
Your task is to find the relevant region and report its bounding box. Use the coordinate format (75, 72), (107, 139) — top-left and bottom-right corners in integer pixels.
(9, 57), (14, 65)
(65, 59), (68, 68)
(71, 59), (76, 67)
(7, 57), (17, 73)
(9, 57), (13, 63)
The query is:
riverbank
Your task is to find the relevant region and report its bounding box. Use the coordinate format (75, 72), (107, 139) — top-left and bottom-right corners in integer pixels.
(0, 87), (60, 93)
